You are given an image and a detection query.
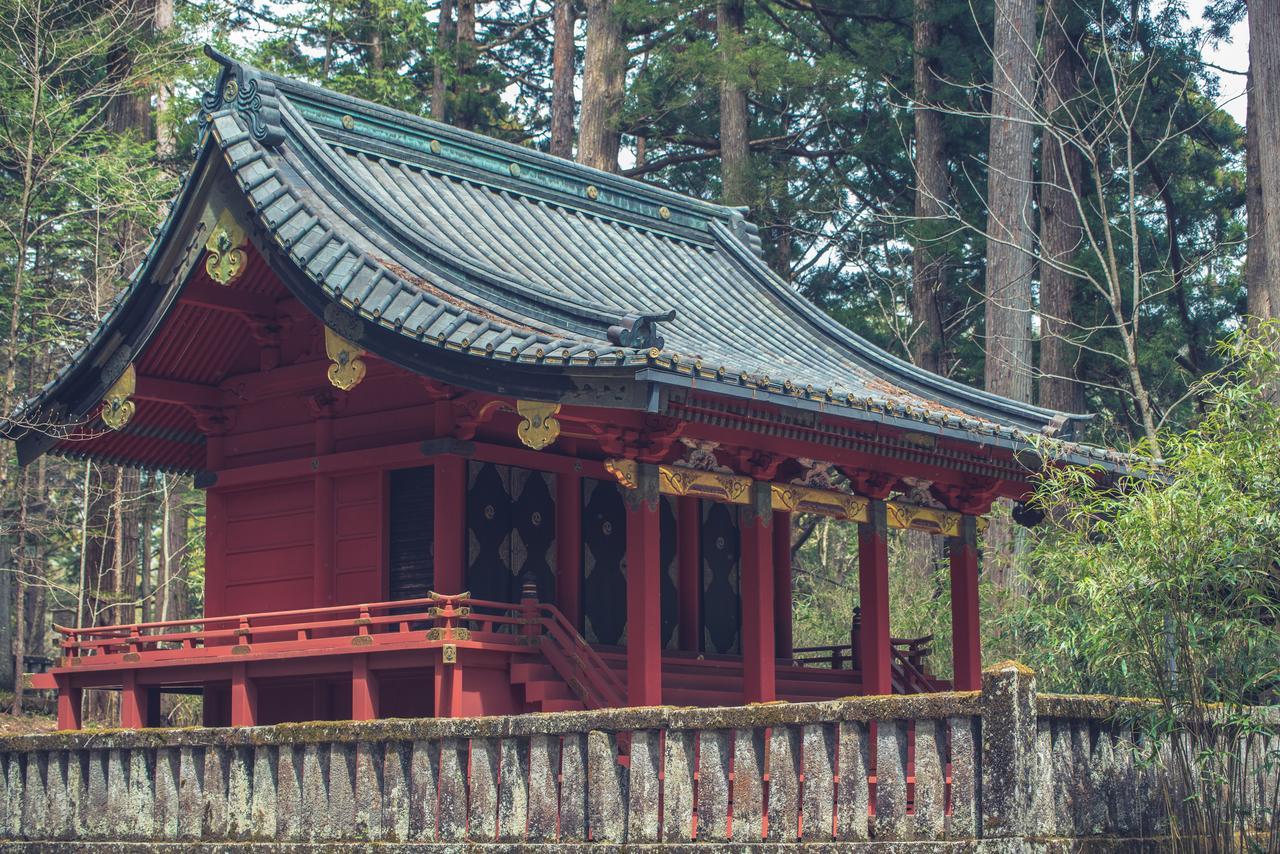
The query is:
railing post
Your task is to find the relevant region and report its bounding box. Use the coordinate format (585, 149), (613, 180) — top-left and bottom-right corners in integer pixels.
(520, 577), (539, 641)
(120, 670), (147, 728)
(980, 661), (1037, 838)
(231, 663), (258, 727)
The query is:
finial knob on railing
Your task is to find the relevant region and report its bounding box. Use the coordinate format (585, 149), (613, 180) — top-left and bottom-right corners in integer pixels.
(520, 575), (538, 603)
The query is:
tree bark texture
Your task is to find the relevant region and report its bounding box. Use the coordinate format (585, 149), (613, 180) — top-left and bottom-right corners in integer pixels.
(717, 0), (751, 207)
(1247, 4), (1280, 327)
(909, 0), (949, 376)
(579, 0), (625, 172)
(433, 0), (455, 121)
(454, 0), (476, 129)
(550, 0), (577, 158)
(983, 0), (1037, 403)
(1038, 0), (1085, 413)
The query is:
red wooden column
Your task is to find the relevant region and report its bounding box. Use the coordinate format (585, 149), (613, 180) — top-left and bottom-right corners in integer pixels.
(55, 676), (82, 731)
(352, 655), (380, 721)
(555, 472), (582, 628)
(772, 510), (793, 661)
(313, 475), (335, 607)
(624, 463), (662, 707)
(741, 482), (776, 703)
(949, 514), (982, 691)
(857, 499), (893, 695)
(676, 496), (701, 652)
(230, 663), (258, 726)
(120, 671), (146, 728)
(433, 455), (467, 594)
(313, 401), (336, 608)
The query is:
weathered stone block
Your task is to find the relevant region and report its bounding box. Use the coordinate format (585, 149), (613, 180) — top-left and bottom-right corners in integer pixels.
(980, 661), (1036, 837)
(835, 719), (870, 841)
(586, 729), (624, 843)
(695, 729), (731, 842)
(766, 725), (800, 841)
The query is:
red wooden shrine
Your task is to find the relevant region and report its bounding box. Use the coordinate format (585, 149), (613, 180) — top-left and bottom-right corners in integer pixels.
(10, 52), (1115, 730)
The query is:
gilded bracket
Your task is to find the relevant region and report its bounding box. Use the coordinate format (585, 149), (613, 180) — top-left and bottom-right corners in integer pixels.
(205, 209), (248, 285)
(771, 483), (869, 522)
(325, 326), (367, 390)
(604, 456), (984, 535)
(100, 364), (137, 431)
(658, 465), (751, 504)
(516, 400), (561, 450)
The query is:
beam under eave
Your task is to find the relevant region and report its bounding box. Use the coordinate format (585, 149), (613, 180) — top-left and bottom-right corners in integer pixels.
(134, 376), (228, 408)
(180, 279), (281, 317)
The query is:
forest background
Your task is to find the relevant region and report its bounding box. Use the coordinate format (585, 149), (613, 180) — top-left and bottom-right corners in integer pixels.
(0, 0), (1277, 722)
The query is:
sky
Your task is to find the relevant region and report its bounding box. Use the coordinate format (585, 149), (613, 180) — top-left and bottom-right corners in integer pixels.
(1200, 13), (1249, 124)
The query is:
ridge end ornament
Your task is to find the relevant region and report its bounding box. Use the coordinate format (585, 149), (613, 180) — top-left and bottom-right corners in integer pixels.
(205, 209), (248, 285)
(515, 400), (561, 450)
(324, 326), (367, 390)
(100, 364), (137, 430)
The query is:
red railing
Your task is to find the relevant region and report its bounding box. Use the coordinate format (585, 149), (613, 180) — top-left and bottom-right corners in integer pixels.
(54, 591), (627, 710)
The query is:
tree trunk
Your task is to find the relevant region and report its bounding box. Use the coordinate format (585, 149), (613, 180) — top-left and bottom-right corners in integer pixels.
(1250, 0), (1280, 327)
(909, 0), (948, 375)
(454, 0), (476, 129)
(983, 0), (1037, 404)
(550, 0), (577, 158)
(154, 0), (176, 159)
(579, 0), (625, 172)
(717, 0), (751, 206)
(983, 0), (1038, 588)
(1038, 0), (1085, 413)
(433, 0), (455, 121)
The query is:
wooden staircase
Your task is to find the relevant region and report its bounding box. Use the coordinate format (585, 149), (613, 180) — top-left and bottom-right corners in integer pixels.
(510, 655), (587, 713)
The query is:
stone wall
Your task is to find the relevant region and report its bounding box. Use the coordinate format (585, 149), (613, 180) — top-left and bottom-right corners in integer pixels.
(0, 663), (1276, 851)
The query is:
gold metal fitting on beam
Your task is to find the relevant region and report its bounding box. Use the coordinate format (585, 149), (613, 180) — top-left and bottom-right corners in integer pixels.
(205, 209), (248, 285)
(100, 364), (136, 431)
(325, 326), (367, 390)
(441, 644), (457, 664)
(515, 400), (561, 450)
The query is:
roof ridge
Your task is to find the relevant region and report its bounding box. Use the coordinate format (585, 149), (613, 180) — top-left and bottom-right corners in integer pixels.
(199, 46), (762, 252)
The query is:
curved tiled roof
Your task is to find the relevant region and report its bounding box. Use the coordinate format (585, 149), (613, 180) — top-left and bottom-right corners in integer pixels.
(7, 50), (1125, 470)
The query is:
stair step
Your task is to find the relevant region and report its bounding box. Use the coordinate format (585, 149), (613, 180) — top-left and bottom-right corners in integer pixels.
(539, 698), (587, 713)
(524, 679), (576, 703)
(510, 661), (558, 684)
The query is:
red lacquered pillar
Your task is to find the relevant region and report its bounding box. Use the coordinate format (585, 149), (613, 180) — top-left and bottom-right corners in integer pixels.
(230, 663), (258, 727)
(120, 670), (146, 728)
(677, 496), (701, 652)
(556, 472), (583, 627)
(949, 514), (982, 691)
(741, 482), (776, 703)
(772, 510), (793, 661)
(352, 654), (380, 721)
(624, 463), (663, 707)
(56, 676), (82, 731)
(434, 455), (467, 595)
(857, 500), (892, 695)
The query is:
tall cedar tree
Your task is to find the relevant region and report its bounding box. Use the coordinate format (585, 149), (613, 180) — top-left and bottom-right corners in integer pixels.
(579, 0), (625, 171)
(1038, 0), (1085, 413)
(550, 0), (576, 158)
(983, 0), (1037, 405)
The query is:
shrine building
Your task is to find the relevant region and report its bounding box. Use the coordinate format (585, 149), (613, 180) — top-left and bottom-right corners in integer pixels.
(11, 51), (1117, 730)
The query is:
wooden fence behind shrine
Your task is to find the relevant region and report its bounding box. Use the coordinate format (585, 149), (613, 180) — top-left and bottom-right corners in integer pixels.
(0, 662), (1276, 850)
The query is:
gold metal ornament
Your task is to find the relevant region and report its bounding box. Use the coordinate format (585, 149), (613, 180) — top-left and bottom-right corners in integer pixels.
(658, 465), (751, 504)
(604, 458), (638, 490)
(325, 326), (367, 390)
(441, 644), (457, 664)
(205, 209), (248, 285)
(771, 483), (869, 522)
(515, 400), (561, 450)
(100, 364), (137, 430)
